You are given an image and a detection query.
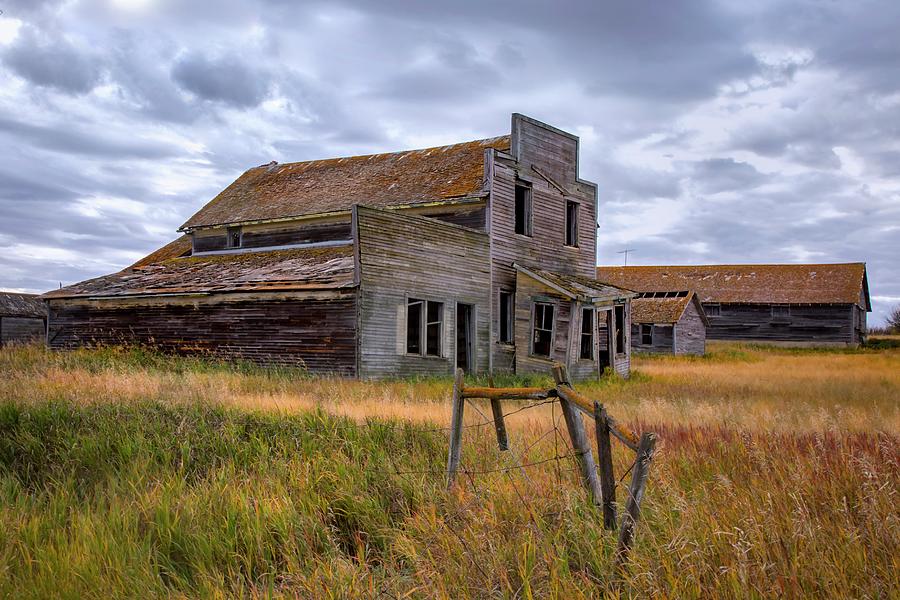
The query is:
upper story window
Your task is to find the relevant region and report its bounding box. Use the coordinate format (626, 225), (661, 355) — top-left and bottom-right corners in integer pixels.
(771, 305), (791, 318)
(565, 200), (579, 247)
(499, 290), (514, 344)
(532, 302), (554, 357)
(579, 307), (594, 360)
(226, 226), (242, 249)
(407, 298), (443, 357)
(514, 182), (533, 237)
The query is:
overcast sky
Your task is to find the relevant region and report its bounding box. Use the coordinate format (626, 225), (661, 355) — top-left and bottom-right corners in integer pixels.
(1, 0), (898, 324)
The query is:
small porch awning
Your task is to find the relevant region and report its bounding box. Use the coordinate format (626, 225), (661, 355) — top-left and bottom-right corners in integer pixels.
(514, 264), (635, 304)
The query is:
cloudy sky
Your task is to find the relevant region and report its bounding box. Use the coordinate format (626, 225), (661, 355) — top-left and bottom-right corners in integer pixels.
(1, 0), (898, 324)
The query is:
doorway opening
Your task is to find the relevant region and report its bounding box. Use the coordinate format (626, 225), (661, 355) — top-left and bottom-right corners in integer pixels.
(456, 303), (474, 373)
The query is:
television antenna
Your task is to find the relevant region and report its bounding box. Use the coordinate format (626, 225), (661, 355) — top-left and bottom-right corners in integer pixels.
(617, 248), (636, 266)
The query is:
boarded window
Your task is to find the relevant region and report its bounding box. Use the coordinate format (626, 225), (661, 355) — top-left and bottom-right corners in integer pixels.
(226, 226), (242, 249)
(532, 302), (554, 357)
(614, 304), (626, 354)
(407, 298), (443, 356)
(514, 182), (533, 236)
(771, 305), (791, 318)
(499, 291), (514, 344)
(565, 200), (578, 247)
(641, 324), (653, 345)
(706, 304), (721, 317)
(580, 307), (594, 360)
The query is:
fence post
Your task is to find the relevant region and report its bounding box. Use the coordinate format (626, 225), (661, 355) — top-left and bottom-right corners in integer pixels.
(552, 364), (602, 505)
(446, 368), (466, 489)
(615, 432), (657, 569)
(594, 401), (617, 530)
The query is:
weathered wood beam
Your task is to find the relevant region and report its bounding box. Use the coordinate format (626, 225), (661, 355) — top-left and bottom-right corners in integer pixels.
(594, 401), (617, 530)
(461, 387), (558, 400)
(489, 397), (509, 451)
(446, 368), (466, 490)
(615, 432), (657, 570)
(556, 385), (640, 451)
(552, 365), (602, 506)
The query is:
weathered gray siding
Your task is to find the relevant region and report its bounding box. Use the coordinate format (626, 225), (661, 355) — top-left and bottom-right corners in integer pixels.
(674, 301), (706, 355)
(489, 115), (598, 373)
(355, 206), (491, 379)
(704, 303), (855, 344)
(514, 272), (571, 376)
(47, 292), (358, 374)
(1, 316), (45, 345)
(631, 324), (674, 354)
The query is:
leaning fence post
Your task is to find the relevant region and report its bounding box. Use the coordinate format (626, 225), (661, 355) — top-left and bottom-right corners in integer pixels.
(594, 401), (617, 530)
(487, 375), (508, 451)
(552, 364), (603, 505)
(615, 432), (657, 569)
(446, 368), (466, 489)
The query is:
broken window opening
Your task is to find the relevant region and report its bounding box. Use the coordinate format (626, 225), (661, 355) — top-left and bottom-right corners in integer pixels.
(499, 290), (514, 344)
(641, 324), (653, 345)
(614, 304), (626, 354)
(514, 182), (533, 236)
(532, 302), (554, 357)
(565, 200), (578, 247)
(580, 307), (594, 360)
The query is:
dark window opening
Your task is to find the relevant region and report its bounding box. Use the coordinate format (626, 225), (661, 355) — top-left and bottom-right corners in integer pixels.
(771, 305), (790, 318)
(532, 302), (554, 357)
(514, 182), (533, 236)
(580, 307), (594, 360)
(706, 304), (721, 317)
(614, 304), (626, 354)
(226, 226), (242, 249)
(407, 298), (443, 356)
(499, 291), (514, 344)
(641, 324), (653, 345)
(565, 200), (579, 247)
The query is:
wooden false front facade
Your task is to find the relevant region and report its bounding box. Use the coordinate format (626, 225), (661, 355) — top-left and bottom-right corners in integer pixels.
(44, 114), (633, 379)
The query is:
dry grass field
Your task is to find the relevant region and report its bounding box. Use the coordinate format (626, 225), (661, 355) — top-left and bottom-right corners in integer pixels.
(1, 342), (897, 598)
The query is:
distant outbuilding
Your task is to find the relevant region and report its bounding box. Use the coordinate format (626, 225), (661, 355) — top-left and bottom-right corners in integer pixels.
(0, 292), (46, 346)
(597, 263), (870, 346)
(630, 291), (708, 355)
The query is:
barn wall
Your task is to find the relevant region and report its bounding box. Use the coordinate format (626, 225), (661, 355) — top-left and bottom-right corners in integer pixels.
(704, 303), (855, 344)
(489, 115), (598, 373)
(47, 291), (358, 375)
(631, 323), (674, 354)
(355, 206), (491, 379)
(674, 301), (706, 355)
(1, 317), (45, 345)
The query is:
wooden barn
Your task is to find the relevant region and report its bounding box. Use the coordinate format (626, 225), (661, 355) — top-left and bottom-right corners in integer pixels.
(0, 292), (47, 346)
(43, 114), (633, 379)
(596, 264), (870, 346)
(629, 291), (707, 355)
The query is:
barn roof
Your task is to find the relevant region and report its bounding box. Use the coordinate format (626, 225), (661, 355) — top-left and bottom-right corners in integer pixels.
(180, 136), (510, 230)
(43, 244), (356, 299)
(515, 265), (634, 302)
(596, 263), (869, 309)
(631, 292), (707, 325)
(0, 292), (46, 317)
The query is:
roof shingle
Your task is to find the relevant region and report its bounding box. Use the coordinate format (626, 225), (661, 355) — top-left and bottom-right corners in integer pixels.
(0, 292), (46, 317)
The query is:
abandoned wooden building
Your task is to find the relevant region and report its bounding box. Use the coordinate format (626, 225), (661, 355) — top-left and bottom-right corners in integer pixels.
(629, 291), (707, 355)
(0, 292), (47, 346)
(43, 114), (633, 379)
(596, 263), (870, 346)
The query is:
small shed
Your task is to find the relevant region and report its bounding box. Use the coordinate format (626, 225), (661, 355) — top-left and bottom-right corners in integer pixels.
(630, 291), (707, 355)
(0, 292), (47, 346)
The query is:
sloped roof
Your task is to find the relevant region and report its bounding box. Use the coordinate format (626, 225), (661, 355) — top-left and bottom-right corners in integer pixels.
(181, 136), (510, 230)
(515, 265), (634, 302)
(43, 244), (356, 299)
(128, 235), (192, 268)
(0, 292), (46, 317)
(596, 263), (869, 308)
(631, 292), (706, 325)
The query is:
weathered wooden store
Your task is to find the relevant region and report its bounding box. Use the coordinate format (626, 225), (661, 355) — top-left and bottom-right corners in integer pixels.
(44, 114), (633, 379)
(597, 263), (870, 346)
(0, 292), (47, 346)
(628, 291), (707, 355)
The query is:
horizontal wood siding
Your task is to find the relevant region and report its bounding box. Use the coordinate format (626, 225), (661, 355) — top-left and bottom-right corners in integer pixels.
(631, 324), (674, 354)
(675, 302), (706, 355)
(356, 206), (490, 379)
(704, 303), (855, 344)
(489, 116), (597, 373)
(514, 273), (569, 375)
(1, 316), (45, 345)
(46, 292), (358, 375)
(241, 222), (351, 248)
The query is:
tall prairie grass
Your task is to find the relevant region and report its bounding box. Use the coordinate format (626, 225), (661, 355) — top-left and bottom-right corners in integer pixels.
(0, 343), (897, 598)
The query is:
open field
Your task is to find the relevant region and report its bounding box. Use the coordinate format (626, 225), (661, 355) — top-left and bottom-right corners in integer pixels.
(1, 343), (898, 598)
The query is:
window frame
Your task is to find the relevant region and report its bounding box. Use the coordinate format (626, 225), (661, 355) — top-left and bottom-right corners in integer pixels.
(706, 303), (721, 317)
(565, 200), (579, 247)
(614, 304), (627, 356)
(641, 324), (653, 345)
(771, 305), (791, 318)
(530, 301), (556, 358)
(579, 306), (595, 360)
(226, 226), (242, 249)
(514, 181), (533, 237)
(406, 297), (444, 357)
(498, 290), (514, 345)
